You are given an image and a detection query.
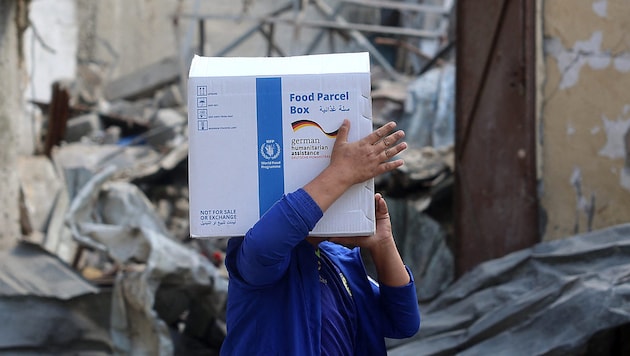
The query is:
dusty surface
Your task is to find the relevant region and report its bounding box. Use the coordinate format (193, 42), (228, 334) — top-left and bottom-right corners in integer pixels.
(541, 0), (630, 240)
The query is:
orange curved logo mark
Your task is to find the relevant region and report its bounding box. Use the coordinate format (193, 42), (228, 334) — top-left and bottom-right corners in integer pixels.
(291, 120), (338, 138)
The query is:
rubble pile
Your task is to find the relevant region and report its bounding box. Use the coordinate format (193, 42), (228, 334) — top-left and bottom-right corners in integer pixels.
(8, 3), (629, 350)
(10, 54), (456, 354)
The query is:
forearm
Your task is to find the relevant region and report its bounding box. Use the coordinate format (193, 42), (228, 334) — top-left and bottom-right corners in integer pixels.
(369, 235), (420, 339)
(368, 237), (410, 287)
(303, 120), (405, 213)
(303, 166), (353, 212)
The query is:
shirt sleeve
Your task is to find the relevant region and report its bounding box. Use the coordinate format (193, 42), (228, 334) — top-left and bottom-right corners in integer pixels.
(374, 266), (421, 338)
(229, 188), (323, 286)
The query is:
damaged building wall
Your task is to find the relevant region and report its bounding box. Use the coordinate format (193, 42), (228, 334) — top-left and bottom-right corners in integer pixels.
(23, 0), (78, 154)
(0, 0), (26, 250)
(74, 0), (372, 96)
(540, 0), (630, 240)
(75, 0), (180, 81)
(74, 1), (305, 87)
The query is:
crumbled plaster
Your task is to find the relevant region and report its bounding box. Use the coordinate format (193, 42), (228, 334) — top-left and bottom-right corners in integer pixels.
(623, 128), (630, 191)
(541, 0), (630, 240)
(615, 56), (630, 72)
(545, 31), (630, 90)
(598, 114), (630, 159)
(622, 169), (630, 191)
(570, 167), (595, 233)
(593, 0), (607, 17)
(597, 107), (630, 193)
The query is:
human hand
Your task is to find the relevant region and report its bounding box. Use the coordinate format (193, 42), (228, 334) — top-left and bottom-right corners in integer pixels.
(328, 193), (395, 251)
(329, 193), (410, 287)
(328, 120), (407, 189)
(303, 120), (406, 212)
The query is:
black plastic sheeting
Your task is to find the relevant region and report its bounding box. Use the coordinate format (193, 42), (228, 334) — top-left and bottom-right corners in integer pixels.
(389, 223), (630, 355)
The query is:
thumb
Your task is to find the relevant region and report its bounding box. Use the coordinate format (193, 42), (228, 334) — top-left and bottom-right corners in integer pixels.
(375, 193), (387, 215)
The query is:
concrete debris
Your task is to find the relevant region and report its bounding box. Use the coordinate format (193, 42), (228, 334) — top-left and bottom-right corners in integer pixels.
(6, 1), (630, 354)
(381, 146), (454, 197)
(102, 98), (156, 128)
(154, 85), (184, 109)
(9, 1), (630, 353)
(5, 2), (461, 353)
(18, 155), (64, 235)
(146, 108), (187, 150)
(103, 56), (181, 102)
(7, 44), (459, 353)
(65, 112), (103, 142)
(18, 155), (77, 264)
(399, 63), (455, 150)
(372, 79), (409, 103)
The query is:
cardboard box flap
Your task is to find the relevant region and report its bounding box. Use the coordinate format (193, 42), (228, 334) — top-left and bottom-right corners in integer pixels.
(189, 52), (371, 78)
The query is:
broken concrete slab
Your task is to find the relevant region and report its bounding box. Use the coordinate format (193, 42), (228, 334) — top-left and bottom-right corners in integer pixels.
(377, 146), (453, 199)
(104, 56), (180, 101)
(52, 142), (164, 185)
(154, 84), (183, 109)
(17, 155), (78, 264)
(17, 155), (63, 235)
(146, 108), (187, 149)
(64, 112), (103, 142)
(63, 169), (226, 355)
(371, 79), (409, 103)
(101, 98), (155, 129)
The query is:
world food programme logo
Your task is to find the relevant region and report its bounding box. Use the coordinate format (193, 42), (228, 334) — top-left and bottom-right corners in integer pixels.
(260, 139), (281, 160)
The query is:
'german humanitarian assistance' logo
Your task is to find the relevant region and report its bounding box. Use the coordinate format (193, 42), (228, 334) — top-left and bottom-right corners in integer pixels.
(291, 120), (339, 138)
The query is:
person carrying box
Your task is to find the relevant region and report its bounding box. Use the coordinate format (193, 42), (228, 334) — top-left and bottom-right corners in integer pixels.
(220, 119), (421, 355)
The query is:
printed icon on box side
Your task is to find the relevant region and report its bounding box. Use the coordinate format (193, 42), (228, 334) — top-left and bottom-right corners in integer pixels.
(198, 120), (208, 131)
(197, 86), (207, 96)
(197, 109), (208, 119)
(197, 97), (207, 107)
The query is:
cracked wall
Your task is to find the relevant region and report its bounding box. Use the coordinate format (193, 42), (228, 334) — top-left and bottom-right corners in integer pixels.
(0, 1), (24, 249)
(540, 0), (630, 240)
(75, 0), (352, 84)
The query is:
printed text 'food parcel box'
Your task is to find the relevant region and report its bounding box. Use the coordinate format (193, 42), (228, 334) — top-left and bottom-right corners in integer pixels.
(188, 52), (374, 238)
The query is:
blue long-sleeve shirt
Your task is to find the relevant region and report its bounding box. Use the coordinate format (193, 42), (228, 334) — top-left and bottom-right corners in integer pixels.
(221, 189), (420, 355)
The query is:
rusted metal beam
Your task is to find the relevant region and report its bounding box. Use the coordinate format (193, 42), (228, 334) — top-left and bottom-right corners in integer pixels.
(44, 81), (70, 157)
(454, 0), (538, 276)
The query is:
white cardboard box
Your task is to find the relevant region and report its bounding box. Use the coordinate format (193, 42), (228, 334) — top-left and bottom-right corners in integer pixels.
(187, 52), (374, 238)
